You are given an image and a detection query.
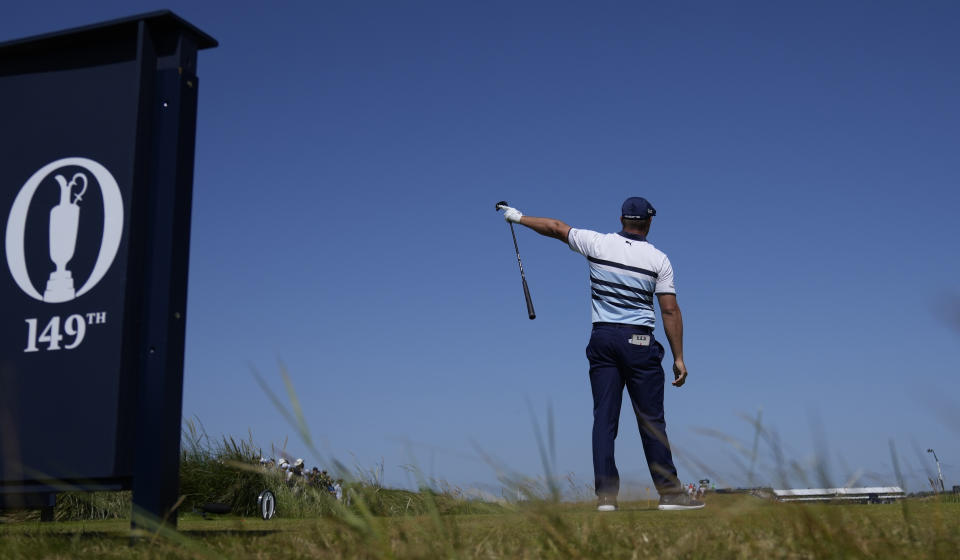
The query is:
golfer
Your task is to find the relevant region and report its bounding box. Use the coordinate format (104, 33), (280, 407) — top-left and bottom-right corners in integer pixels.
(499, 197), (704, 511)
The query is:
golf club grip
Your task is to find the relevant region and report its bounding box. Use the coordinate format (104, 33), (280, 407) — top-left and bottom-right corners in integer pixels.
(522, 278), (536, 320)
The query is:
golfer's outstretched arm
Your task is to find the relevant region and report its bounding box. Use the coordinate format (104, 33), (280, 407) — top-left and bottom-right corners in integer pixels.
(500, 205), (570, 242)
(658, 293), (688, 387)
(497, 206), (570, 243)
(517, 216), (571, 242)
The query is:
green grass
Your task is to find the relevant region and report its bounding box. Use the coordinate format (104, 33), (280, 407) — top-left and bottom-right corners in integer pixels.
(6, 369), (957, 557)
(2, 494), (959, 558)
(38, 419), (505, 523)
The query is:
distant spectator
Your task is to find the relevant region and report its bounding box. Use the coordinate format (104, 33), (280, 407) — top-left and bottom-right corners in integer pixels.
(307, 467), (320, 488)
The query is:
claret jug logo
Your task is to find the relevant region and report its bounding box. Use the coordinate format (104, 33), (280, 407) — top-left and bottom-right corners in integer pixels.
(5, 157), (123, 303)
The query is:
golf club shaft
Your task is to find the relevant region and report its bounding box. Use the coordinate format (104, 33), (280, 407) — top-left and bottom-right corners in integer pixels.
(508, 222), (536, 320)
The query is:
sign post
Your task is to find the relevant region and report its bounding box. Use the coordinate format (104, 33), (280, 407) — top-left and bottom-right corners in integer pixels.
(0, 12), (216, 530)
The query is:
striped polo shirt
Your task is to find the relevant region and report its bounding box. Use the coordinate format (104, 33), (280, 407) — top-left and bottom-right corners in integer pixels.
(567, 229), (676, 327)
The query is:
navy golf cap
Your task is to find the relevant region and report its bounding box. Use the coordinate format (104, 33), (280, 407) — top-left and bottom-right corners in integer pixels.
(621, 197), (656, 219)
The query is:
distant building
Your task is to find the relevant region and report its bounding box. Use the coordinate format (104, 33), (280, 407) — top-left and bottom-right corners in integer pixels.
(772, 487), (904, 504)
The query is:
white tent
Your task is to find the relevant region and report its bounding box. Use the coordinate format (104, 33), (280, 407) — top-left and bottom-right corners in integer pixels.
(772, 487), (904, 503)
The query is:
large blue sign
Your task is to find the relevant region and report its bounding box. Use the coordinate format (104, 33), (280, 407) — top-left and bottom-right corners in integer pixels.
(0, 11), (217, 528)
(1, 55), (141, 486)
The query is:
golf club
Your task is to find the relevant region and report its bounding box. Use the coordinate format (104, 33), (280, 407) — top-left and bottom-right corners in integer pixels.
(496, 201), (536, 320)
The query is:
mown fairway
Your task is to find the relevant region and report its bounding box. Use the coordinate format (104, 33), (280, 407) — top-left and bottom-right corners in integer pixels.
(2, 494), (958, 559)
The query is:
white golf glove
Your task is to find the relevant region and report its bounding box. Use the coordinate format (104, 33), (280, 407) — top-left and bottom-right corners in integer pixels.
(502, 206), (523, 223)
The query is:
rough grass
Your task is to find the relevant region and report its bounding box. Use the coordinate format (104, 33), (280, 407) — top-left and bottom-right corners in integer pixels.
(6, 365), (956, 557)
(16, 418), (504, 524)
(1, 493), (958, 558)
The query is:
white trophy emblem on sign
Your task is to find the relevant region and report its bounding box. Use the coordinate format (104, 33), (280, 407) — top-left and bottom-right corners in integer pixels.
(7, 157), (123, 303)
(43, 173), (88, 303)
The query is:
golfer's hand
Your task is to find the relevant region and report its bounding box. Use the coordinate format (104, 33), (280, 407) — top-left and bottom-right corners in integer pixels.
(502, 206), (523, 223)
(671, 359), (688, 387)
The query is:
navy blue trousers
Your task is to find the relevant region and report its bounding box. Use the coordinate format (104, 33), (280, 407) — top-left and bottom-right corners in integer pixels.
(586, 324), (681, 497)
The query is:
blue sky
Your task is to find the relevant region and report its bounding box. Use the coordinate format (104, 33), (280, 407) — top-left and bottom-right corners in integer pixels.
(3, 1), (958, 496)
